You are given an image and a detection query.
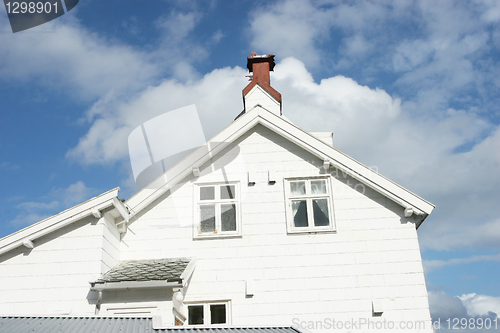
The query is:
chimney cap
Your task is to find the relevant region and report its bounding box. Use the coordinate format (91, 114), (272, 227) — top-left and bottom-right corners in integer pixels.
(247, 54), (276, 72)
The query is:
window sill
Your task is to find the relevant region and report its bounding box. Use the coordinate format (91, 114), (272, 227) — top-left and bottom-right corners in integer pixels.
(193, 233), (242, 240)
(287, 228), (337, 235)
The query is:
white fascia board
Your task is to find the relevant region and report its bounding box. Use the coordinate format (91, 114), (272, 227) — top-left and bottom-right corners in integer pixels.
(90, 280), (182, 291)
(112, 197), (130, 223)
(245, 84), (281, 105)
(126, 106), (434, 221)
(255, 109), (435, 215)
(0, 188), (120, 256)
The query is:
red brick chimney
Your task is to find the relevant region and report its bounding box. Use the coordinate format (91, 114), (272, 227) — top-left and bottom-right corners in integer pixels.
(242, 53), (282, 115)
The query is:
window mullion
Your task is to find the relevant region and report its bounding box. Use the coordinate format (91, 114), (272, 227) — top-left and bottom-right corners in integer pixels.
(215, 203), (220, 233)
(306, 198), (314, 228)
(204, 303), (210, 325)
(306, 180), (313, 228)
(214, 185), (219, 234)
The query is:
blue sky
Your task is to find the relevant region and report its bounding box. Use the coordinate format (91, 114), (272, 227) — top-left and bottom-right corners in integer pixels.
(1, 0), (500, 328)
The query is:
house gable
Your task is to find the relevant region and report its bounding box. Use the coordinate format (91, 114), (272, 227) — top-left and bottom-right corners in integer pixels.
(118, 122), (431, 326)
(125, 105), (434, 231)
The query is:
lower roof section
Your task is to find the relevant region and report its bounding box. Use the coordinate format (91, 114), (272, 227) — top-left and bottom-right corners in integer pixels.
(90, 258), (195, 291)
(0, 317), (301, 333)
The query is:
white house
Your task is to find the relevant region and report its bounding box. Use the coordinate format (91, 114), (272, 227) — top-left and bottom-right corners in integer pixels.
(0, 54), (435, 332)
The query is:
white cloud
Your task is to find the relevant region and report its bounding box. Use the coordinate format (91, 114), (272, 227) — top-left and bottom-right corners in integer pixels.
(152, 10), (212, 81)
(16, 201), (60, 211)
(67, 66), (248, 165)
(428, 290), (500, 332)
(0, 162), (21, 171)
(211, 29), (224, 44)
(247, 0), (408, 69)
(248, 0), (500, 118)
(0, 6), (218, 101)
(428, 290), (468, 320)
(248, 0), (332, 67)
(459, 293), (500, 317)
(429, 290), (500, 322)
(0, 16), (158, 100)
(53, 180), (93, 207)
(478, 0), (500, 23)
(273, 57), (402, 153)
(341, 34), (373, 58)
(9, 213), (52, 227)
(9, 181), (94, 226)
(392, 39), (435, 72)
(423, 253), (500, 273)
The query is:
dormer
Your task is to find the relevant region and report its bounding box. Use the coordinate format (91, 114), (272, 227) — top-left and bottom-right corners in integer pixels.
(242, 53), (282, 116)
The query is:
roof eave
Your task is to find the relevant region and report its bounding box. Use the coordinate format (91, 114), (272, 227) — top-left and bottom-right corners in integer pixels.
(0, 188), (123, 257)
(90, 280), (183, 291)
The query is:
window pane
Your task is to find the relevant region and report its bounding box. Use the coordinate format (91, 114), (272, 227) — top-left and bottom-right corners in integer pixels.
(210, 304), (226, 324)
(311, 180), (327, 194)
(220, 185), (236, 199)
(292, 200), (308, 227)
(290, 181), (306, 195)
(313, 199), (330, 226)
(200, 205), (216, 233)
(188, 305), (204, 325)
(221, 204), (236, 231)
(200, 187), (215, 200)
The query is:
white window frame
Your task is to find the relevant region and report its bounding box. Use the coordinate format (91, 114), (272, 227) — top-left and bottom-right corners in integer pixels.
(186, 301), (231, 326)
(284, 176), (335, 233)
(193, 182), (241, 238)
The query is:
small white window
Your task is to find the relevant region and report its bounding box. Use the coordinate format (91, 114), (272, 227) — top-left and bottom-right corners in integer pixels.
(284, 177), (335, 233)
(194, 183), (240, 238)
(187, 302), (229, 325)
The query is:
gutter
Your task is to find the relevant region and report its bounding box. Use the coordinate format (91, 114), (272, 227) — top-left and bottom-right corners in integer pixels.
(90, 280), (183, 291)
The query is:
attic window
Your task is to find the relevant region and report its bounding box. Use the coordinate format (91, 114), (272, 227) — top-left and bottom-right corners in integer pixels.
(194, 183), (241, 238)
(284, 177), (335, 233)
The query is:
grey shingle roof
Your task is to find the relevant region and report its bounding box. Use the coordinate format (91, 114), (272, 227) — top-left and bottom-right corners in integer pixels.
(94, 258), (191, 284)
(0, 317), (301, 333)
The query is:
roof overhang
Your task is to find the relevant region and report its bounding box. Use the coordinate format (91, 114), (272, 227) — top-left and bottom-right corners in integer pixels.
(0, 188), (130, 256)
(90, 258), (196, 291)
(90, 280), (183, 291)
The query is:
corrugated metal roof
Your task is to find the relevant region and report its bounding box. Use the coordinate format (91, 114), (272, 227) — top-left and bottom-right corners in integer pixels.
(0, 317), (299, 333)
(158, 328), (300, 333)
(0, 317), (153, 333)
(167, 329), (300, 333)
(93, 258), (191, 284)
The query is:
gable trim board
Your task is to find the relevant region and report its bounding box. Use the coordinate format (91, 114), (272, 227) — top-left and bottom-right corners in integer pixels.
(125, 105), (434, 228)
(243, 83), (282, 115)
(0, 187), (127, 257)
